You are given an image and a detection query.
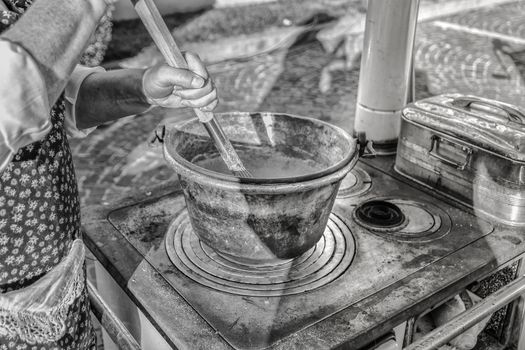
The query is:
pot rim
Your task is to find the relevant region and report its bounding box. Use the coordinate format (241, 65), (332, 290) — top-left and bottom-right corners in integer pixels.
(163, 112), (359, 193)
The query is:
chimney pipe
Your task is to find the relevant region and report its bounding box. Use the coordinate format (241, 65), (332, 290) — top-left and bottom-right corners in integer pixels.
(354, 0), (420, 155)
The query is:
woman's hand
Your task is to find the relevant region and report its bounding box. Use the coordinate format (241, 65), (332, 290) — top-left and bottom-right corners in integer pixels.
(142, 52), (218, 112)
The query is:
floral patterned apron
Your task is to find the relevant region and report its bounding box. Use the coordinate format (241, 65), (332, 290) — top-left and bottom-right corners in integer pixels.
(0, 0), (95, 348)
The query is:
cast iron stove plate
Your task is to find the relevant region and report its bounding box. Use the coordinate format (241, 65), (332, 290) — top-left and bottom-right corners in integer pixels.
(107, 162), (494, 350)
(165, 210), (356, 297)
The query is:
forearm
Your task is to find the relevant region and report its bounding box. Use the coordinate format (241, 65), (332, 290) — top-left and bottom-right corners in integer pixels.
(2, 0), (109, 106)
(75, 69), (151, 129)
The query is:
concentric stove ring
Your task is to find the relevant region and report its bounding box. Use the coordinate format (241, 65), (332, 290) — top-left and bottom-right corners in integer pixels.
(352, 197), (451, 242)
(165, 211), (356, 297)
(337, 167), (372, 198)
(355, 200), (407, 229)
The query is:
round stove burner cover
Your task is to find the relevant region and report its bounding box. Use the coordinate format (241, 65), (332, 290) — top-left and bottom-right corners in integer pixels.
(337, 167), (372, 198)
(354, 200), (407, 229)
(165, 211), (356, 297)
(353, 197), (451, 242)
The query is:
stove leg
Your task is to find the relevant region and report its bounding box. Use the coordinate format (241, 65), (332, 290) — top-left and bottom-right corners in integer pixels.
(88, 280), (141, 350)
(93, 260), (172, 350)
(393, 322), (408, 350)
(402, 317), (416, 347)
(509, 257), (525, 349)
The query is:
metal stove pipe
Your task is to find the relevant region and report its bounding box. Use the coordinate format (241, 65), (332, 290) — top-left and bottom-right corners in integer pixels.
(354, 0), (420, 155)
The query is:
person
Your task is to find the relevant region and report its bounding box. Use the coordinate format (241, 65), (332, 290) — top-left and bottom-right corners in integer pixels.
(0, 0), (218, 348)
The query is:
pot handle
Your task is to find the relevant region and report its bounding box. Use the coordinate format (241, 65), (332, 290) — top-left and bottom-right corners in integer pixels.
(149, 124), (166, 148)
(429, 135), (473, 171)
(451, 95), (525, 124)
(356, 132), (376, 158)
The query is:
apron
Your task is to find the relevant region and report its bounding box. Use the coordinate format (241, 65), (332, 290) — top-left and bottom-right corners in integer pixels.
(0, 0), (95, 348)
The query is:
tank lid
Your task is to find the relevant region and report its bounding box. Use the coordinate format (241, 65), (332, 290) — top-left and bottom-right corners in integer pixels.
(402, 94), (525, 162)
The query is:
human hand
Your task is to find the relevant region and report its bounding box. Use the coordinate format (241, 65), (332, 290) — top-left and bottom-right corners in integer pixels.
(142, 52), (218, 111)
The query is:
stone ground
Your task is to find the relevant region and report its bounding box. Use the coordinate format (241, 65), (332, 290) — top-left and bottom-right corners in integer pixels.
(77, 0), (525, 349)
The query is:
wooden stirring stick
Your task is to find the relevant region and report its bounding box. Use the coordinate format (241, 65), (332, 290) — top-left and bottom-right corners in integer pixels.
(131, 0), (253, 178)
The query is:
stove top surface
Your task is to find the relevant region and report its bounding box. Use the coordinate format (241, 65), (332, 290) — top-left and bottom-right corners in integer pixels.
(106, 159), (495, 350)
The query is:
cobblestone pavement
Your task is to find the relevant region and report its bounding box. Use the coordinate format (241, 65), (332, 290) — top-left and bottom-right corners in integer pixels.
(439, 1), (525, 37)
(415, 2), (525, 105)
(415, 24), (524, 103)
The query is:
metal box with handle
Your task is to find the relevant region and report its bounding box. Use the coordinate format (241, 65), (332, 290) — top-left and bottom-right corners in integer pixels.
(395, 94), (525, 226)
